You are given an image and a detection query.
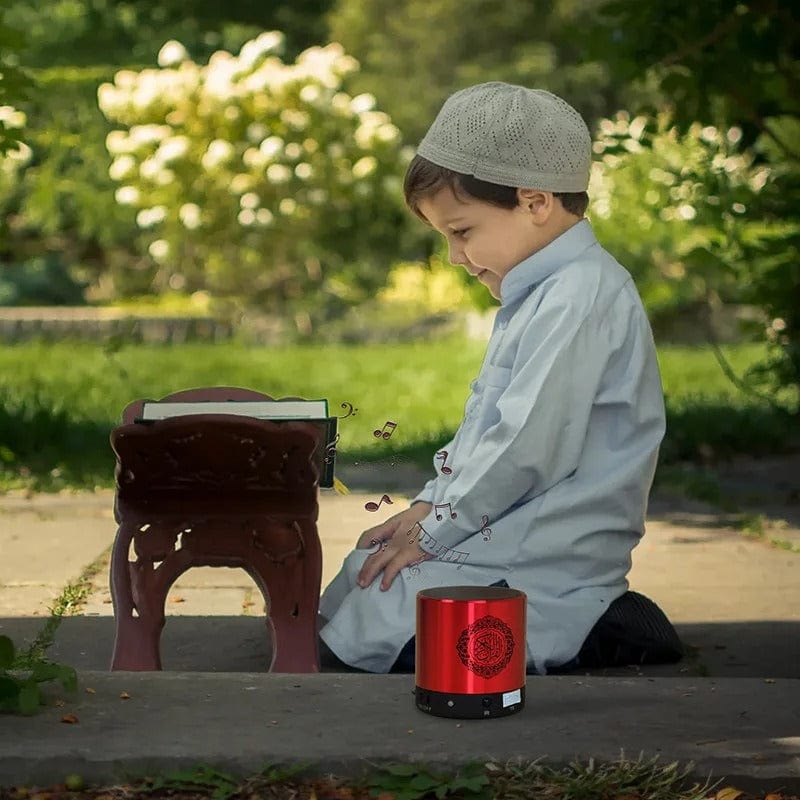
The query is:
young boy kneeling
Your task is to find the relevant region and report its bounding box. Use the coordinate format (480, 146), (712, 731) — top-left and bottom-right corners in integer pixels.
(319, 82), (673, 675)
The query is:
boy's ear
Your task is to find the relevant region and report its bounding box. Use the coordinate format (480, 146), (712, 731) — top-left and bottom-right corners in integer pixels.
(516, 188), (553, 220)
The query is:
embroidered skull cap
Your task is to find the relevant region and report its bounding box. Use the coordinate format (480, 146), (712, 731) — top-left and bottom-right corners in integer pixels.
(416, 81), (592, 192)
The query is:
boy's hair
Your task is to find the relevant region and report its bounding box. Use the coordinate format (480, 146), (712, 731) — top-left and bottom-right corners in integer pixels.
(404, 155), (589, 225)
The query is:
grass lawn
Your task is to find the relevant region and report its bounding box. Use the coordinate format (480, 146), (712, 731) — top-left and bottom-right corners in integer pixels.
(0, 338), (796, 493)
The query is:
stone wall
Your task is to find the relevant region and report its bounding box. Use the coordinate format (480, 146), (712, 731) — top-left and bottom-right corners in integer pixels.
(0, 307), (234, 344)
(0, 304), (757, 346)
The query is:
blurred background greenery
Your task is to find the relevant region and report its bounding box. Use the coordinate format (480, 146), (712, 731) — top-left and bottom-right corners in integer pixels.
(0, 0), (797, 491)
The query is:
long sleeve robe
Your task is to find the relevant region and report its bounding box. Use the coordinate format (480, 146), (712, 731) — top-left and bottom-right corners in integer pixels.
(319, 219), (666, 674)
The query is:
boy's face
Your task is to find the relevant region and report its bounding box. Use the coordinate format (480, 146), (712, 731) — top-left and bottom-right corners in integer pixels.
(417, 187), (550, 300)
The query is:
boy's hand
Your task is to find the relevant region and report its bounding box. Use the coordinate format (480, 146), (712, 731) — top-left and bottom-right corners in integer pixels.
(356, 500), (431, 549)
(356, 502), (432, 591)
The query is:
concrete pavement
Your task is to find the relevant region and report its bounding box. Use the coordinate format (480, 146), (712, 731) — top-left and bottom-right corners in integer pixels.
(2, 471), (799, 678)
(0, 463), (798, 786)
(0, 672), (798, 790)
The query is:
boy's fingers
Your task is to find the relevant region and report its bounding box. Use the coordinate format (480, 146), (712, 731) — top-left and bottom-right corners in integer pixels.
(356, 525), (382, 548)
(357, 553), (382, 586)
(380, 548), (424, 591)
(357, 514), (405, 548)
(379, 563), (398, 591)
(357, 540), (399, 585)
(357, 529), (390, 548)
(359, 543), (422, 591)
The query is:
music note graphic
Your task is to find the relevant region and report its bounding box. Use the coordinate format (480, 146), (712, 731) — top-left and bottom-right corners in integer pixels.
(370, 538), (389, 552)
(434, 502), (457, 520)
(479, 514), (492, 542)
(338, 402), (358, 419)
(373, 420), (397, 440)
(415, 524), (432, 546)
(323, 433), (340, 465)
(406, 522), (426, 541)
(441, 549), (469, 569)
(435, 450), (453, 475)
(365, 493), (393, 512)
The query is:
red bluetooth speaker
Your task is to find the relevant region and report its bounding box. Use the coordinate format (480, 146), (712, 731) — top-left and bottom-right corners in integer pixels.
(415, 586), (527, 719)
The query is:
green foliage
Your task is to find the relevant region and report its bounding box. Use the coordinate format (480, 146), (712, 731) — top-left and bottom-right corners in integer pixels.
(0, 635), (78, 715)
(96, 32), (420, 331)
(6, 0), (333, 68)
(366, 761), (491, 800)
(136, 765), (240, 800)
(0, 63), (145, 298)
(379, 250), (494, 314)
(0, 3), (34, 156)
(734, 118), (800, 403)
(486, 755), (712, 800)
(258, 761), (312, 783)
(590, 111), (800, 411)
(0, 382), (115, 492)
(0, 253), (88, 305)
(578, 0), (799, 147)
(577, 0), (800, 406)
(0, 0), (336, 302)
(0, 758), (716, 800)
(327, 0), (622, 145)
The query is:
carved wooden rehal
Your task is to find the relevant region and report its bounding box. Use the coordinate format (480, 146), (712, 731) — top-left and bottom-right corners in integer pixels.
(109, 387), (323, 672)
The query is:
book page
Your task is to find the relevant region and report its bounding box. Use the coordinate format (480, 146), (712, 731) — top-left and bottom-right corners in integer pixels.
(140, 400), (328, 420)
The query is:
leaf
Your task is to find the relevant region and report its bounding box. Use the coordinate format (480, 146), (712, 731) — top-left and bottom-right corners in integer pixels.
(715, 788), (744, 800)
(18, 681), (40, 715)
(449, 775), (490, 791)
(383, 764), (419, 777)
(61, 713), (79, 724)
(64, 773), (85, 791)
(408, 774), (439, 791)
(30, 662), (63, 683)
(120, 691), (131, 699)
(0, 635), (15, 668)
(58, 665), (78, 692)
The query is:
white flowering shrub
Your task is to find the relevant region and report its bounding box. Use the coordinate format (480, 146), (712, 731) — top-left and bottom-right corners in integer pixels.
(0, 106), (31, 183)
(589, 112), (772, 319)
(590, 111), (799, 409)
(97, 33), (414, 331)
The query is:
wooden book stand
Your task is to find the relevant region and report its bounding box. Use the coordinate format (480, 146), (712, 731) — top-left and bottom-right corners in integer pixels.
(109, 387), (323, 672)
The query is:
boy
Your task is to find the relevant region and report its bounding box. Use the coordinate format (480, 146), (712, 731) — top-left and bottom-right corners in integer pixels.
(318, 82), (674, 675)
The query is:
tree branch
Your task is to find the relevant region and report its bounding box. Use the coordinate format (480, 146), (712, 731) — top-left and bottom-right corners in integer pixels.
(657, 13), (743, 70)
(729, 86), (800, 160)
(702, 297), (784, 409)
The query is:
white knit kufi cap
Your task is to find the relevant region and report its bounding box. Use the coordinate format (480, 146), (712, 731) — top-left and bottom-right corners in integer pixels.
(416, 82), (592, 193)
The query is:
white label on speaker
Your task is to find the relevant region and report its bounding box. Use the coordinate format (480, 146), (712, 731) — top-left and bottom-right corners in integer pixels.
(502, 689), (521, 708)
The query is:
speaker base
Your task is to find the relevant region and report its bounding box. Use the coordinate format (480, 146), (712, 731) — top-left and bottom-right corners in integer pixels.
(414, 684), (525, 719)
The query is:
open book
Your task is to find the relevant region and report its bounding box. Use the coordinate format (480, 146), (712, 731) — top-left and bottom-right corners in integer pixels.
(136, 398), (338, 488)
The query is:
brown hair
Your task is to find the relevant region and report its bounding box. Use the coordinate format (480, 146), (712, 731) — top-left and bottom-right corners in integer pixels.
(403, 155), (589, 222)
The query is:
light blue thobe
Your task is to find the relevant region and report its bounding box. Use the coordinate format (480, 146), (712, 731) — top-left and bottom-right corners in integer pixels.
(319, 219), (666, 674)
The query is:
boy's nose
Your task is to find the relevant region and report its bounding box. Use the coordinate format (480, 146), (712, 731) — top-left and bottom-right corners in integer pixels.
(448, 245), (468, 267)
